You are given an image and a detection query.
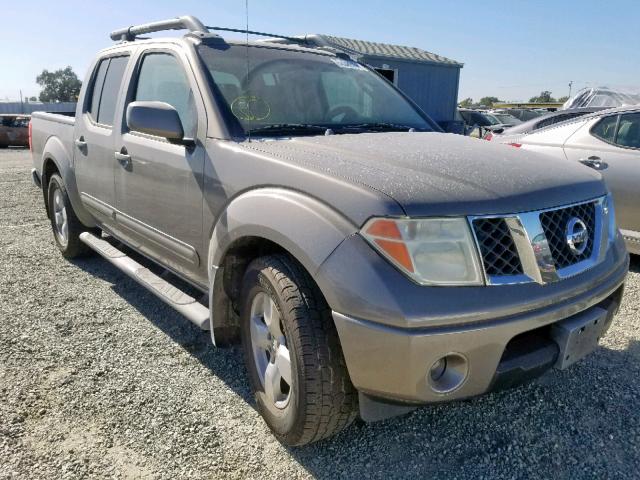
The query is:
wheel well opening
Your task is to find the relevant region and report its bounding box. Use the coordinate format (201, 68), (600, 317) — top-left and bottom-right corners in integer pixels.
(42, 158), (60, 189)
(42, 158), (60, 216)
(212, 236), (330, 347)
(219, 236), (287, 309)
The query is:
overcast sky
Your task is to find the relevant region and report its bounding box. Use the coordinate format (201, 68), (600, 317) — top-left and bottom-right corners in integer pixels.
(1, 0), (638, 102)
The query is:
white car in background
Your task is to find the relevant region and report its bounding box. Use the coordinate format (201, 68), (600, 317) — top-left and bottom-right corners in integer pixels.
(494, 106), (640, 254)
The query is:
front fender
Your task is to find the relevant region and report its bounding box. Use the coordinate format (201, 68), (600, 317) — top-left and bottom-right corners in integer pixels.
(41, 136), (96, 227)
(207, 188), (358, 281)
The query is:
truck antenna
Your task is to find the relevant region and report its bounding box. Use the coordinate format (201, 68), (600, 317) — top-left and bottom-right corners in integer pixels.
(245, 0), (252, 143)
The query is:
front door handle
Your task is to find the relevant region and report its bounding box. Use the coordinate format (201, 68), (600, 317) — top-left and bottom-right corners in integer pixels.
(115, 150), (131, 169)
(579, 156), (608, 170)
(74, 137), (87, 149)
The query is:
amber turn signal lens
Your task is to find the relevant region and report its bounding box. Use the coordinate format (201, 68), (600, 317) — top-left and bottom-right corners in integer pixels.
(365, 219), (402, 239)
(373, 239), (414, 272)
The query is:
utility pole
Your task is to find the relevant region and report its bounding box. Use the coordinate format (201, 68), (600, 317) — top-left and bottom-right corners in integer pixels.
(19, 89), (24, 114)
(568, 81), (573, 99)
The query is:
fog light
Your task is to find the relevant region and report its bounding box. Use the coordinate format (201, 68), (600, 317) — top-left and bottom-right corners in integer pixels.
(429, 357), (447, 381)
(427, 353), (469, 394)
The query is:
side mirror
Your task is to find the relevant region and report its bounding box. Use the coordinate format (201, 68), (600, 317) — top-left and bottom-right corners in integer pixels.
(126, 101), (190, 144)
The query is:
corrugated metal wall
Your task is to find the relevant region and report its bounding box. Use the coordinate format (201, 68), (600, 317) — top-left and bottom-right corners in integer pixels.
(0, 102), (76, 114)
(362, 56), (460, 124)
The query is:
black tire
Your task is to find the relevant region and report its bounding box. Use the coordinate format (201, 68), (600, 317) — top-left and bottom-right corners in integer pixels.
(46, 174), (91, 258)
(240, 254), (357, 446)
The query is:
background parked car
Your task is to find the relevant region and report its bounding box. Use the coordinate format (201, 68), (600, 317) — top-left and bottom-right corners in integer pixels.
(495, 108), (546, 122)
(486, 107), (606, 141)
(488, 111), (522, 127)
(0, 114), (30, 148)
(458, 108), (517, 136)
(503, 106), (640, 254)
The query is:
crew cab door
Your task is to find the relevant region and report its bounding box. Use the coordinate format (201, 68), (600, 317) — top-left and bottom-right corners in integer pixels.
(563, 113), (640, 233)
(74, 54), (130, 225)
(113, 48), (206, 282)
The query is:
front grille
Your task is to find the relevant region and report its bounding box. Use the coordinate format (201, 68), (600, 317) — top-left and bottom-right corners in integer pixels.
(472, 218), (523, 276)
(539, 202), (596, 269)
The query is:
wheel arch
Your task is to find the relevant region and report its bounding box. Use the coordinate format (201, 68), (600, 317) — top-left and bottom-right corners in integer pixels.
(206, 188), (358, 345)
(40, 136), (96, 227)
(41, 156), (61, 217)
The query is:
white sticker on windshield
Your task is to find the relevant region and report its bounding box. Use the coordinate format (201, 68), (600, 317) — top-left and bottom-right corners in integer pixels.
(331, 58), (367, 71)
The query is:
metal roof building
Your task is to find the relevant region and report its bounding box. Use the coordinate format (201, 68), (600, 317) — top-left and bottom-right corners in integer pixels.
(303, 34), (463, 130)
(0, 101), (76, 115)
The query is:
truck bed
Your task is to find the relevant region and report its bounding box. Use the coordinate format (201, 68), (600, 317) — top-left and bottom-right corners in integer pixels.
(30, 111), (76, 178)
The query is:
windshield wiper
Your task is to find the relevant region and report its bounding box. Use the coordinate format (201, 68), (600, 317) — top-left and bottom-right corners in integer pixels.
(246, 124), (329, 137)
(338, 122), (420, 132)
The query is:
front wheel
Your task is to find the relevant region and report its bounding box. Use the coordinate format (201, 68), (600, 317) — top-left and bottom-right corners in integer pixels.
(240, 254), (357, 446)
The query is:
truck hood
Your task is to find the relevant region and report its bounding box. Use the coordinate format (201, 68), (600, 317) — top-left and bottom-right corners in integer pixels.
(244, 132), (606, 216)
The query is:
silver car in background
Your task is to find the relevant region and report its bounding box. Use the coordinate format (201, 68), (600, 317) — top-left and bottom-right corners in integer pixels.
(505, 106), (640, 254)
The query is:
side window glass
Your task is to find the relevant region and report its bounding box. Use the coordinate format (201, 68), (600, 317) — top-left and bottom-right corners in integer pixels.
(97, 56), (129, 126)
(88, 59), (109, 121)
(134, 53), (196, 137)
(615, 113), (640, 149)
(591, 115), (618, 143)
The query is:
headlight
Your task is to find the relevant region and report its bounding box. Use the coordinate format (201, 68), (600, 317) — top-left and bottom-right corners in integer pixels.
(361, 217), (484, 286)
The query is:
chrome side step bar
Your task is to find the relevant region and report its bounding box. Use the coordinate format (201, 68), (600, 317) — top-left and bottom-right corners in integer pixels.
(79, 232), (210, 330)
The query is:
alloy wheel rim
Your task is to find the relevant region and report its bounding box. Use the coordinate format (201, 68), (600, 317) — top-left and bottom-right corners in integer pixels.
(249, 292), (292, 409)
(52, 188), (68, 246)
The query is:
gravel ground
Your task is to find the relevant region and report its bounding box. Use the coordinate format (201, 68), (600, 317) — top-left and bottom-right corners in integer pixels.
(1, 148), (639, 479)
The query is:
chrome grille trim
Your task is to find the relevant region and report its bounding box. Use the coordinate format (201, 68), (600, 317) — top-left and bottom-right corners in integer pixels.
(469, 197), (607, 286)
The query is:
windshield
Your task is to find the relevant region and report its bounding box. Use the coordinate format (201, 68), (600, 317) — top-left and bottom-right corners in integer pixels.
(197, 44), (436, 136)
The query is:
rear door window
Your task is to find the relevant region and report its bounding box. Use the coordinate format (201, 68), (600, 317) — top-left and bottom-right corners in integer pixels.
(96, 56), (129, 126)
(615, 113), (640, 149)
(88, 59), (109, 121)
(591, 115), (618, 143)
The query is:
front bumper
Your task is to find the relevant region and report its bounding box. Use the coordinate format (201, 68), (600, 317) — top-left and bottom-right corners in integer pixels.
(318, 233), (628, 406)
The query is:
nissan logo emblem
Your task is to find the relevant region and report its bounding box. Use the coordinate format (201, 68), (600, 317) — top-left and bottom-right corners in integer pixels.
(565, 217), (588, 255)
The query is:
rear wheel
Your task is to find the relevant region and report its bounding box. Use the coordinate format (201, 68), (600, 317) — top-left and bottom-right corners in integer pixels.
(47, 174), (91, 258)
(240, 254), (357, 446)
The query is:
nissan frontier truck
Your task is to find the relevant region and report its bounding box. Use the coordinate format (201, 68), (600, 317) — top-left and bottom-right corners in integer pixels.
(30, 16), (628, 446)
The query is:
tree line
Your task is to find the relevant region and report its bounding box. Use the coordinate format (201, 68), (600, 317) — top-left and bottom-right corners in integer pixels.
(24, 66), (82, 103)
(459, 91), (570, 108)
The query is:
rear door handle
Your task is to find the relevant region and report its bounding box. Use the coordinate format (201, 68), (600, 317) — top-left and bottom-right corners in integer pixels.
(114, 150), (131, 169)
(579, 156), (608, 170)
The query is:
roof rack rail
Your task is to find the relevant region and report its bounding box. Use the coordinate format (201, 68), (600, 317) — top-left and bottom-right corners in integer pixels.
(205, 26), (304, 44)
(204, 28), (349, 58)
(110, 15), (210, 41)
